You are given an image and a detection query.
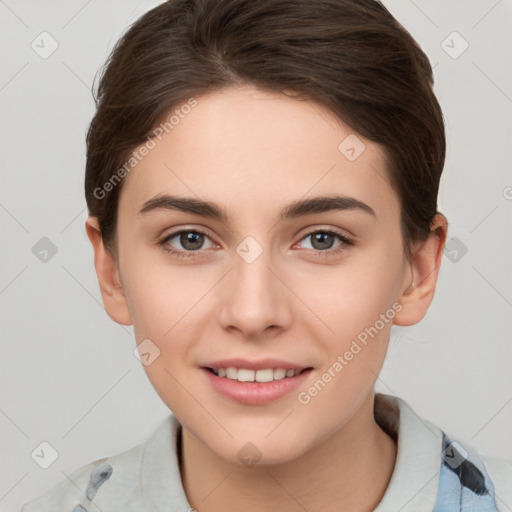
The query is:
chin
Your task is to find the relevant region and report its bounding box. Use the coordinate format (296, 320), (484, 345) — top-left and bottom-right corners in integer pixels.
(200, 429), (310, 468)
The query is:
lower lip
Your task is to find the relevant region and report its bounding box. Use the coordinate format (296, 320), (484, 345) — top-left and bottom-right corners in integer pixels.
(201, 367), (313, 405)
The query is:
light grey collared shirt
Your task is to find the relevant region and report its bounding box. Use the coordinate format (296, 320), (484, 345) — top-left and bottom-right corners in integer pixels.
(21, 393), (512, 511)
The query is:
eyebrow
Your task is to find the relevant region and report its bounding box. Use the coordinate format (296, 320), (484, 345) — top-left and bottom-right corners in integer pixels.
(138, 194), (376, 221)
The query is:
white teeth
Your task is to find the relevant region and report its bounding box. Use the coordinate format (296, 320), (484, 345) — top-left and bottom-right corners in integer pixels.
(212, 367), (303, 382)
(226, 367), (238, 379)
(237, 369), (255, 382)
(255, 369), (273, 382)
(273, 368), (286, 380)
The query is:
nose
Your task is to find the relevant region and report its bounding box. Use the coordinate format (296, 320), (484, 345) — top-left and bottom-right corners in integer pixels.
(215, 246), (293, 340)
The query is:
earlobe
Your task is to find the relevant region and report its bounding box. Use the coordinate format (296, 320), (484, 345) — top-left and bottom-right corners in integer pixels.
(394, 214), (448, 326)
(85, 217), (133, 326)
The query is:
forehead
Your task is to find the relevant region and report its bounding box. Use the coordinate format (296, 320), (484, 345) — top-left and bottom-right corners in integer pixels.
(119, 85), (398, 224)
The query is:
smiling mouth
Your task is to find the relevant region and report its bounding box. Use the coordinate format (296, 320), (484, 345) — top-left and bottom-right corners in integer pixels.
(203, 367), (312, 383)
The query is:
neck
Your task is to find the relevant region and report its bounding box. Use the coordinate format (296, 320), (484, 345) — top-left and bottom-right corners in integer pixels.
(179, 392), (397, 512)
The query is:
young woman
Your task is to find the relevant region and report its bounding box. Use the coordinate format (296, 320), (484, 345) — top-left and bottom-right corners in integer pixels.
(22, 0), (511, 510)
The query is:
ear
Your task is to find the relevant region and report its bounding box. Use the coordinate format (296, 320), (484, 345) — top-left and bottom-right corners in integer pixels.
(394, 214), (448, 326)
(85, 217), (132, 326)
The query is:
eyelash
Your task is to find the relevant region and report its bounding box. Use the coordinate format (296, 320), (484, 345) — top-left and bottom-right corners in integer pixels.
(157, 228), (354, 259)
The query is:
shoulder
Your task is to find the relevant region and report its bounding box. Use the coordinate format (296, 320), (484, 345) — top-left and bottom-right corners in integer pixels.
(21, 457), (111, 512)
(20, 416), (176, 512)
(480, 454), (512, 511)
(20, 444), (147, 512)
(373, 393), (512, 511)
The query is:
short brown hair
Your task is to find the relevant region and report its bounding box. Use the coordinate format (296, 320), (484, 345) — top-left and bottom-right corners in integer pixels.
(85, 0), (446, 257)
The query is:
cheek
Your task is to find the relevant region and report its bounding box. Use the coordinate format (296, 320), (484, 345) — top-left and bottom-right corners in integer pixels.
(294, 269), (399, 421)
(295, 246), (404, 401)
(302, 251), (402, 342)
(122, 263), (205, 410)
(121, 255), (216, 398)
(121, 247), (205, 336)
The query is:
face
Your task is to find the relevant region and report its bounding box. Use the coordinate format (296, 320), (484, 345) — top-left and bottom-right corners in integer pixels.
(107, 85), (415, 465)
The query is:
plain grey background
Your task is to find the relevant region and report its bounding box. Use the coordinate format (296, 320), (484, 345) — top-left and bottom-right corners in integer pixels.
(1, 0), (511, 510)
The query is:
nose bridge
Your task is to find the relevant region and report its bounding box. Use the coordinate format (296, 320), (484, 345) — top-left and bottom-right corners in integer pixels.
(216, 237), (291, 336)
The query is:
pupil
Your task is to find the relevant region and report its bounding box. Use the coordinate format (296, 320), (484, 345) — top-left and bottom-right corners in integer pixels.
(312, 232), (334, 250)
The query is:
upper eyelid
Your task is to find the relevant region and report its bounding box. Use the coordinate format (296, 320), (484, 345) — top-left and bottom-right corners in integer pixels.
(161, 228), (214, 245)
(295, 229), (354, 249)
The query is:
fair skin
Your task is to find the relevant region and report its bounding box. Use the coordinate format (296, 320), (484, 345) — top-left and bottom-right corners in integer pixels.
(86, 85), (447, 511)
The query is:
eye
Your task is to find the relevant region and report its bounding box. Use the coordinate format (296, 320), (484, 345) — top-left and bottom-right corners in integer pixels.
(297, 229), (354, 254)
(158, 228), (353, 259)
(159, 229), (215, 257)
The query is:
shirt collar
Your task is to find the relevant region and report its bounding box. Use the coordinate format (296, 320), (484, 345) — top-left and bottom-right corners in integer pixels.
(373, 393), (443, 511)
(138, 392), (443, 510)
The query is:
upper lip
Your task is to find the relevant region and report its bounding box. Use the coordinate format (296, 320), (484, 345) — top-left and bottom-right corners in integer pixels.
(202, 358), (311, 371)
